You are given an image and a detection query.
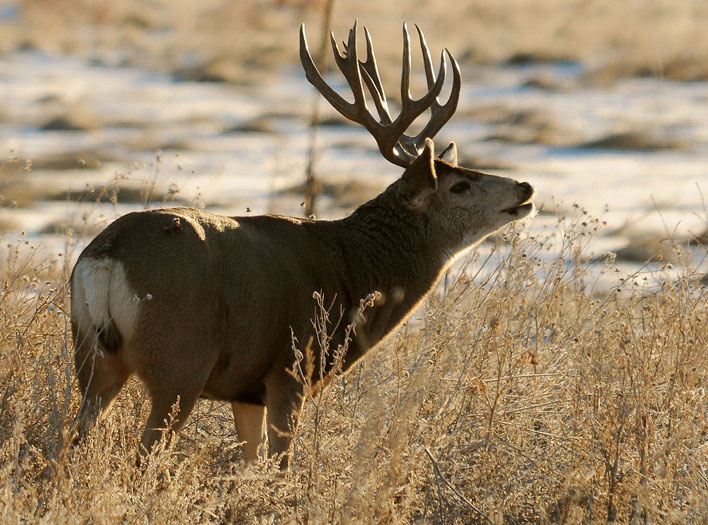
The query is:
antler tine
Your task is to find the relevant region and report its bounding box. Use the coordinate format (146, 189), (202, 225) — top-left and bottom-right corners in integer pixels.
(390, 41), (448, 159)
(400, 23), (412, 110)
(360, 27), (385, 101)
(398, 25), (446, 113)
(330, 31), (345, 64)
(416, 24), (435, 88)
(330, 21), (368, 111)
(358, 26), (392, 125)
(411, 49), (462, 152)
(300, 24), (356, 118)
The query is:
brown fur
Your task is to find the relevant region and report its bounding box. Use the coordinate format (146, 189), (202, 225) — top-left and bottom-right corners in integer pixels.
(70, 141), (535, 468)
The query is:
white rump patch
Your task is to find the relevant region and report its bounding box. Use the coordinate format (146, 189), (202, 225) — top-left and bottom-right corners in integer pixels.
(72, 257), (139, 345)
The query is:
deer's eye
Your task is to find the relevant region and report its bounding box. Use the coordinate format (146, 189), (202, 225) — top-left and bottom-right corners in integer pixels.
(450, 181), (470, 194)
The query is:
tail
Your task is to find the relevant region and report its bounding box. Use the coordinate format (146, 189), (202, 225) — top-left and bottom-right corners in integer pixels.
(71, 257), (123, 353)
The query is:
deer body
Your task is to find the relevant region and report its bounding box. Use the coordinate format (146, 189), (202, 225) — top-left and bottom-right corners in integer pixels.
(70, 23), (536, 469)
(73, 195), (438, 405)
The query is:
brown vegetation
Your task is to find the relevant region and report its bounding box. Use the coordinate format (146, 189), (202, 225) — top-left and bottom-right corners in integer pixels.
(38, 218), (105, 237)
(690, 227), (708, 246)
(280, 178), (387, 210)
(40, 114), (98, 132)
(1, 154), (186, 211)
(0, 157), (35, 208)
(456, 155), (515, 172)
(26, 150), (121, 171)
(1, 209), (707, 521)
(579, 132), (689, 152)
(223, 117), (277, 135)
(490, 112), (577, 147)
(1, 1), (707, 520)
(613, 235), (684, 265)
(46, 182), (185, 205)
(4, 1), (708, 82)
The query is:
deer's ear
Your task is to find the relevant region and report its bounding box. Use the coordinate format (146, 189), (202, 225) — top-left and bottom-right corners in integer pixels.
(403, 138), (438, 200)
(438, 142), (458, 166)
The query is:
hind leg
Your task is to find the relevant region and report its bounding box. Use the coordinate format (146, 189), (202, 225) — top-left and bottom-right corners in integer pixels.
(73, 326), (131, 441)
(139, 371), (209, 456)
(264, 371), (305, 470)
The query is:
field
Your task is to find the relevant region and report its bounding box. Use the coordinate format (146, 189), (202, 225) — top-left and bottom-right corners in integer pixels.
(1, 0), (708, 523)
(2, 216), (707, 522)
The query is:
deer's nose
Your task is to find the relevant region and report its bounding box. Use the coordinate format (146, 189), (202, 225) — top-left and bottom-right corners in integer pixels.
(517, 181), (534, 200)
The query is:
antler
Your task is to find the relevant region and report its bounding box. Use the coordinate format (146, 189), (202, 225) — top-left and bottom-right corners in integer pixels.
(300, 21), (461, 168)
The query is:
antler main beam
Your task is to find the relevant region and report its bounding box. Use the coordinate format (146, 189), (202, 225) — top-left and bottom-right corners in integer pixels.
(300, 21), (461, 167)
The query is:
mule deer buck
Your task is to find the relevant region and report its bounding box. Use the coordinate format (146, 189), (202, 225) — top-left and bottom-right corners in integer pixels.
(70, 21), (535, 469)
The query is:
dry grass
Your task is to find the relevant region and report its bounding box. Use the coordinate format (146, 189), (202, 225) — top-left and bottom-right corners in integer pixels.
(1, 151), (192, 213)
(2, 4), (707, 520)
(613, 235), (684, 265)
(1, 206), (707, 523)
(3, 0), (708, 82)
(0, 156), (35, 208)
(578, 132), (689, 152)
(280, 178), (387, 210)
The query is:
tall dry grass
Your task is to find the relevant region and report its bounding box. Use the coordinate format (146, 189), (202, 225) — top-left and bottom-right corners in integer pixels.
(1, 204), (707, 523)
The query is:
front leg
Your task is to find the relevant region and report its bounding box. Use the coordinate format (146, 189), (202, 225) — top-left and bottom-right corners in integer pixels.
(264, 371), (305, 470)
(232, 401), (266, 463)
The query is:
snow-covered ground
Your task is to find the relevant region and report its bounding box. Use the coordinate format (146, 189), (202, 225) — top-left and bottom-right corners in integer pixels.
(1, 51), (707, 290)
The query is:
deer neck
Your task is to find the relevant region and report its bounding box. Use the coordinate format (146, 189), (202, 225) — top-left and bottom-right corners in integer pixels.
(323, 192), (447, 355)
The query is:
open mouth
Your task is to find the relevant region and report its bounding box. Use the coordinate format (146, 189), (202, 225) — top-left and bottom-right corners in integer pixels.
(500, 182), (536, 217)
(501, 201), (535, 216)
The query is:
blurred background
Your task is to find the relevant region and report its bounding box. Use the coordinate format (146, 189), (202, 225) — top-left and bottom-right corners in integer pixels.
(0, 0), (707, 283)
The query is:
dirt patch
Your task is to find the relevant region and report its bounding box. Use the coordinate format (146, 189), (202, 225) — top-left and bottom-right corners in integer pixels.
(0, 217), (20, 233)
(586, 53), (708, 84)
(522, 75), (564, 91)
(156, 140), (194, 151)
(174, 60), (235, 84)
(612, 235), (683, 264)
(173, 57), (273, 86)
(46, 183), (186, 205)
(39, 109), (100, 131)
(484, 118), (577, 146)
(280, 178), (387, 210)
(1, 158), (40, 207)
(506, 52), (575, 66)
(224, 117), (277, 134)
(578, 131), (688, 151)
(38, 218), (105, 237)
(259, 108), (307, 121)
(689, 226), (708, 246)
(328, 140), (378, 155)
(502, 110), (551, 127)
(457, 155), (515, 172)
(457, 104), (515, 123)
(118, 133), (193, 153)
(0, 180), (45, 208)
(318, 115), (357, 128)
(461, 105), (578, 146)
(660, 55), (708, 81)
(28, 150), (122, 171)
(330, 180), (388, 208)
(1, 152), (126, 207)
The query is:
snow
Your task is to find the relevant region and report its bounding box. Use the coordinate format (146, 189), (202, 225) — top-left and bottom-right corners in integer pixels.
(1, 51), (706, 288)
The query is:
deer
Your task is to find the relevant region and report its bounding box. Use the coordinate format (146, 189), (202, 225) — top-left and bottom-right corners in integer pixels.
(70, 21), (535, 470)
